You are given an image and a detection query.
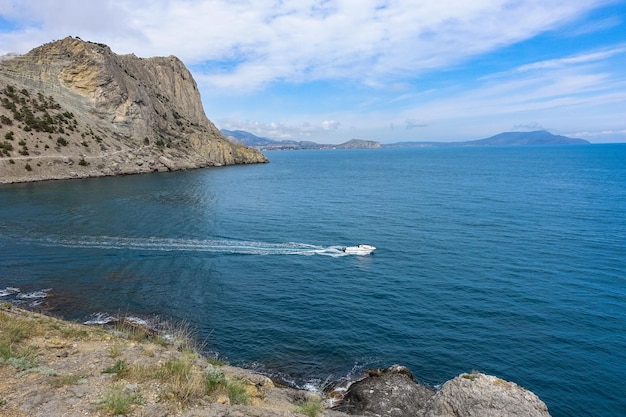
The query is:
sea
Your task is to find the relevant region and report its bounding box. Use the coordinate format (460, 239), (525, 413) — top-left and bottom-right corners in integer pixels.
(1, 145), (625, 416)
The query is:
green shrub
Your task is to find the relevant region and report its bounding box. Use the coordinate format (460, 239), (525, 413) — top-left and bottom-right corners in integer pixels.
(296, 398), (324, 417)
(102, 360), (130, 377)
(98, 388), (144, 415)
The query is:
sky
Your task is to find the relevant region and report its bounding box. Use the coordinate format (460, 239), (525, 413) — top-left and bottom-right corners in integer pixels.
(1, 1), (625, 144)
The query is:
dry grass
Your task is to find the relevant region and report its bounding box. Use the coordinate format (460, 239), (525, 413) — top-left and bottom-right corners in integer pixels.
(0, 305), (275, 415)
(0, 309), (39, 370)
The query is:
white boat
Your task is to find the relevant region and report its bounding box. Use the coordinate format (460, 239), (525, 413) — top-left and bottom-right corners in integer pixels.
(343, 244), (376, 255)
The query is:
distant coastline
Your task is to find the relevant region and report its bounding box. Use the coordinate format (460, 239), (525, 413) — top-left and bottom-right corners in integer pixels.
(222, 129), (590, 151)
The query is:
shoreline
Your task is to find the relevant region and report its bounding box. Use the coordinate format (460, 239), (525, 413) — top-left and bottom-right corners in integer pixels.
(1, 290), (553, 416)
(0, 303), (339, 417)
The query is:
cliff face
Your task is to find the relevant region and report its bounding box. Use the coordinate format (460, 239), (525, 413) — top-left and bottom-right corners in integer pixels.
(0, 37), (267, 183)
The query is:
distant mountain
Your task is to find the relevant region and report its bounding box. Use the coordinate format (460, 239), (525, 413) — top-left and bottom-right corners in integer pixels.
(335, 139), (381, 149)
(221, 129), (277, 147)
(222, 129), (590, 151)
(221, 129), (380, 150)
(386, 130), (589, 147)
(464, 130), (589, 146)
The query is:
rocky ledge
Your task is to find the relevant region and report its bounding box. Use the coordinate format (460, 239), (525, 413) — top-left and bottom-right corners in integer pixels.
(0, 37), (267, 184)
(0, 305), (551, 417)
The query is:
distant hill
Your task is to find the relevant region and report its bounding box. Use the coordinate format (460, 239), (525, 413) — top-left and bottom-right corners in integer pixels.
(335, 139), (381, 149)
(221, 129), (277, 147)
(386, 130), (589, 147)
(463, 130), (589, 146)
(221, 129), (380, 150)
(222, 129), (590, 150)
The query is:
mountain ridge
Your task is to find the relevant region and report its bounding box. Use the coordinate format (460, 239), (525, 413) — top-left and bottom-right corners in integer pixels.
(0, 37), (267, 184)
(223, 129), (590, 150)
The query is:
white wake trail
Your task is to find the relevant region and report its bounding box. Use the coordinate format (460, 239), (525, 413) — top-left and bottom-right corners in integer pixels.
(32, 235), (349, 257)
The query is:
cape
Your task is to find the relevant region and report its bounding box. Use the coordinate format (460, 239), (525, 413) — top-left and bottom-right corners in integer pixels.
(0, 37), (267, 183)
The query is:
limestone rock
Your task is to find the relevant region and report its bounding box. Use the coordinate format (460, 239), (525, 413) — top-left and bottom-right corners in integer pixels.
(0, 37), (267, 184)
(425, 372), (551, 417)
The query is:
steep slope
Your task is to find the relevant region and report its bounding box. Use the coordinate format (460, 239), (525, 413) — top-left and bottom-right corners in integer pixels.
(0, 37), (267, 183)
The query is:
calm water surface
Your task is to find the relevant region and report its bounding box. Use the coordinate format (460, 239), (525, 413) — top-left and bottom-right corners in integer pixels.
(1, 145), (625, 416)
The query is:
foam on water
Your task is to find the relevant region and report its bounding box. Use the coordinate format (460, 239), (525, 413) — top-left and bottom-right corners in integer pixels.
(0, 287), (51, 308)
(83, 313), (117, 325)
(0, 287), (20, 297)
(16, 288), (52, 299)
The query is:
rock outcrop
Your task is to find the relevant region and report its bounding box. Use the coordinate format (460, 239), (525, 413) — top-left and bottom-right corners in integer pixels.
(338, 365), (435, 416)
(334, 365), (551, 417)
(425, 372), (551, 417)
(0, 37), (267, 183)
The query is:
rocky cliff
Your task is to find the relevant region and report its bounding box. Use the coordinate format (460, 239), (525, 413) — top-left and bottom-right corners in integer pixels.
(0, 37), (267, 184)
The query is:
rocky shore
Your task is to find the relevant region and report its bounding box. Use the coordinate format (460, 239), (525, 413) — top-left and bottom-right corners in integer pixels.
(0, 304), (551, 417)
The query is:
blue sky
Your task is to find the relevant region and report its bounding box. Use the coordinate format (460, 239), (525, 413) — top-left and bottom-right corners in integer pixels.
(1, 0), (625, 144)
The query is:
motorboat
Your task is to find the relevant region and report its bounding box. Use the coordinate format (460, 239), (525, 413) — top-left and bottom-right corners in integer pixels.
(343, 244), (376, 255)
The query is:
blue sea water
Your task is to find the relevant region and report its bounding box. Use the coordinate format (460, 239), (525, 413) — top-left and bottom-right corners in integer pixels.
(1, 145), (625, 416)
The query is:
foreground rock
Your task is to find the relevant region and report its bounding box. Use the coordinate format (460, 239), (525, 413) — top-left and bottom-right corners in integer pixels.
(334, 365), (551, 417)
(0, 37), (267, 184)
(426, 372), (551, 417)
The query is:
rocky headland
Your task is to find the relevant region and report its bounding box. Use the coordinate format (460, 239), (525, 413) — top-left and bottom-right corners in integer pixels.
(0, 37), (267, 184)
(0, 304), (552, 416)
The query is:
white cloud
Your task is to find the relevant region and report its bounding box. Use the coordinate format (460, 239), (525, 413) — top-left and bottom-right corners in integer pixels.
(0, 0), (613, 90)
(514, 46), (626, 73)
(405, 119), (428, 129)
(321, 120), (340, 131)
(512, 122), (546, 131)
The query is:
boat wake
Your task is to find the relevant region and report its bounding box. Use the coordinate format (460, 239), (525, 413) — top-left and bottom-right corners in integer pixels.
(28, 235), (353, 257)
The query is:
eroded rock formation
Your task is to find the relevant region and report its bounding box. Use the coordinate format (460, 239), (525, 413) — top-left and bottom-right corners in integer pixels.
(0, 37), (267, 183)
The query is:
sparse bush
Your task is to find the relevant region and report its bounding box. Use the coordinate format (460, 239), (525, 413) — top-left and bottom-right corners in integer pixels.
(78, 158), (89, 166)
(102, 360), (130, 377)
(4, 131), (14, 140)
(108, 344), (124, 358)
(49, 374), (82, 388)
(98, 388), (144, 415)
(24, 163), (32, 171)
(56, 137), (68, 146)
(204, 369), (250, 405)
(296, 398), (324, 417)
